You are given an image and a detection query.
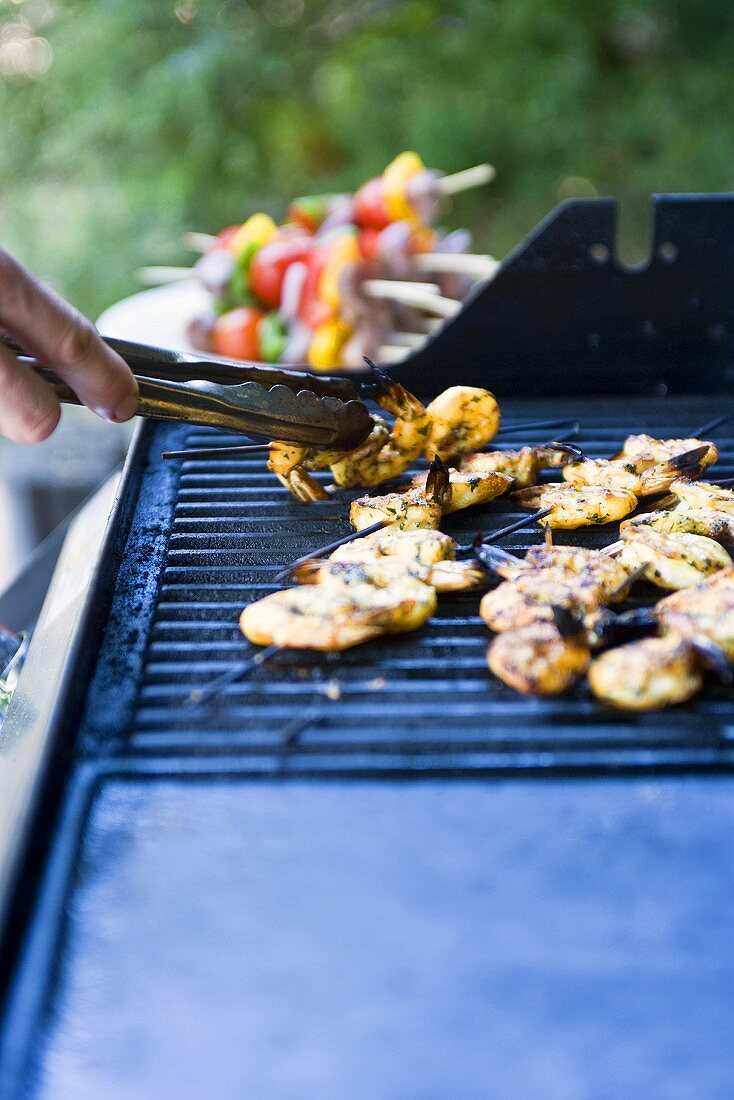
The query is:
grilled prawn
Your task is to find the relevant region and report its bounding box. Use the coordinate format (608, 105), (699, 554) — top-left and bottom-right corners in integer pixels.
(510, 483), (638, 529)
(478, 543), (633, 592)
(240, 573), (436, 651)
(616, 527), (731, 590)
(487, 621), (590, 695)
(293, 555), (486, 594)
(479, 568), (610, 632)
(410, 466), (513, 513)
(620, 504), (734, 544)
(588, 635), (704, 711)
(666, 478), (734, 515)
(656, 568), (734, 659)
(562, 445), (710, 497)
(459, 443), (582, 488)
(423, 386), (500, 460)
(612, 434), (718, 470)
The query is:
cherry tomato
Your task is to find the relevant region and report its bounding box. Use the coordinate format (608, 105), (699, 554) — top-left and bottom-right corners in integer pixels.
(298, 249), (332, 329)
(249, 236), (312, 309)
(287, 194), (334, 233)
(358, 227), (380, 263)
(214, 225), (241, 249)
(353, 176), (391, 230)
(211, 307), (264, 360)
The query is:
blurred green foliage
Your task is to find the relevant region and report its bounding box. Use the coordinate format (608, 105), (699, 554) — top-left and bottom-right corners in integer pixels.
(1, 0), (734, 318)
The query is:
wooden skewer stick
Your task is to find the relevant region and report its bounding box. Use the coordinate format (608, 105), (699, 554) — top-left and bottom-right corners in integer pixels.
(137, 265), (195, 285)
(377, 345), (409, 363)
(183, 231), (217, 253)
(435, 163), (496, 195)
(363, 278), (440, 296)
(413, 253), (500, 279)
(386, 331), (426, 348)
(362, 281), (460, 316)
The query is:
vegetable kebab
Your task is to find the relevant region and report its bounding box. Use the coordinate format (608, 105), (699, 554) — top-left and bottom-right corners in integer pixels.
(150, 152), (498, 371)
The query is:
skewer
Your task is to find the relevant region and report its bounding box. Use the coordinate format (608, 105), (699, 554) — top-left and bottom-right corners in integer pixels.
(273, 520), (388, 583)
(377, 345), (409, 363)
(193, 508), (552, 703)
(496, 419), (580, 437)
(363, 279), (440, 296)
(189, 644), (281, 705)
(474, 508), (553, 545)
(413, 253), (500, 279)
(137, 265), (195, 285)
(183, 231), (217, 253)
(435, 163), (496, 195)
(693, 414), (731, 436)
(162, 443), (269, 460)
(386, 330), (427, 348)
(608, 562), (649, 600)
(362, 280), (460, 316)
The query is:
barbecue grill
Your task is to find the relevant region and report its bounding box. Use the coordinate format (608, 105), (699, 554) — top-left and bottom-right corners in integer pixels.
(1, 196), (733, 1099)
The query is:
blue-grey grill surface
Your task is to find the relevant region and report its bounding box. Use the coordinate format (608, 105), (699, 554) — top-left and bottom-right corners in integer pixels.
(86, 395), (734, 776)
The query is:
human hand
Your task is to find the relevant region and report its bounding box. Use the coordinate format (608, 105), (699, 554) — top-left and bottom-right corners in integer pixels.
(0, 248), (138, 442)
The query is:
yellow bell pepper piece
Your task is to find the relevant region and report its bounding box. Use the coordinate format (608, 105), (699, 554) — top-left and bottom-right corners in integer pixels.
(383, 151), (425, 223)
(308, 319), (352, 371)
(318, 233), (361, 312)
(226, 213), (278, 255)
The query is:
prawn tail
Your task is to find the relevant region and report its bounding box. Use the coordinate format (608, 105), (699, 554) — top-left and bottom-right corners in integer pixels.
(641, 445), (711, 493)
(425, 456), (452, 508)
(551, 604), (586, 640)
(473, 543), (525, 579)
(536, 442), (586, 468)
(687, 635), (733, 685)
(362, 358), (426, 421)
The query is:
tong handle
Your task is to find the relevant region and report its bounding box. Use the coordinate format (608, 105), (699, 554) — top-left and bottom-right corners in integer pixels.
(103, 336), (363, 401)
(35, 368), (370, 447)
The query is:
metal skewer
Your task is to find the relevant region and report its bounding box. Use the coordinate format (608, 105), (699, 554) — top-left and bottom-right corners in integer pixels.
(272, 520), (387, 583)
(162, 443), (269, 460)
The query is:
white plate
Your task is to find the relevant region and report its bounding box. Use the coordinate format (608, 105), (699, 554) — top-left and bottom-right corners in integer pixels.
(97, 281), (210, 352)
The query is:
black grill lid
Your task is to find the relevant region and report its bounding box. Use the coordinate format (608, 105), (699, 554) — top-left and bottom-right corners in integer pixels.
(386, 195), (734, 397)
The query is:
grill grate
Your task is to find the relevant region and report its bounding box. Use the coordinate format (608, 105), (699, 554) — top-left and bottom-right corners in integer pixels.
(96, 394), (734, 776)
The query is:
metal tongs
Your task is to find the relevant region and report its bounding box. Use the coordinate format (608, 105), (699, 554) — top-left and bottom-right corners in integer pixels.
(5, 335), (374, 449)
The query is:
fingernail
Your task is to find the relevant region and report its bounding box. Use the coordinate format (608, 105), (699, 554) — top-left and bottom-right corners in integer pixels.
(94, 394), (139, 424)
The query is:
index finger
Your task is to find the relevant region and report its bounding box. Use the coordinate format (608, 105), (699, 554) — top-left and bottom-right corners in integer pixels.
(0, 249), (138, 423)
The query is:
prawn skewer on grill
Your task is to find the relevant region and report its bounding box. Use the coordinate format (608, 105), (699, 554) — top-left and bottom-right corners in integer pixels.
(240, 564), (438, 651)
(350, 456), (515, 531)
(268, 365), (501, 501)
(662, 477), (734, 515)
(588, 635), (708, 711)
(620, 503), (734, 543)
(612, 526), (732, 590)
(561, 444), (712, 496)
(487, 609), (592, 696)
(291, 530), (488, 593)
(510, 482), (639, 529)
(457, 442), (583, 488)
